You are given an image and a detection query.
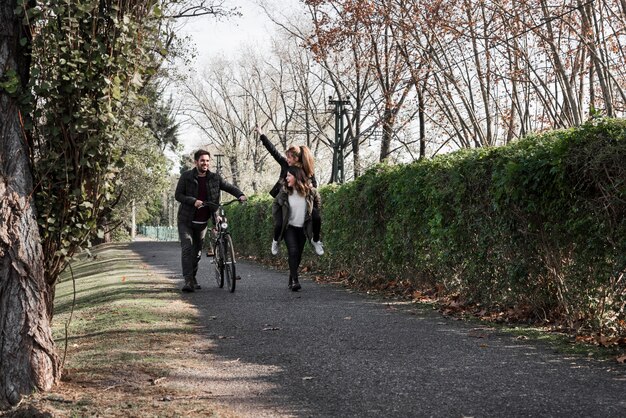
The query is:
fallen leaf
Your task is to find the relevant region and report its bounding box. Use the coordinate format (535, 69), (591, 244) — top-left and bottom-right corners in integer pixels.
(302, 376), (315, 381)
(617, 355), (626, 364)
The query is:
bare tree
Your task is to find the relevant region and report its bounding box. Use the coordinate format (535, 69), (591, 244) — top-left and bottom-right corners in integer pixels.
(302, 0), (417, 165)
(268, 0), (387, 178)
(181, 58), (253, 187)
(388, 0), (626, 150)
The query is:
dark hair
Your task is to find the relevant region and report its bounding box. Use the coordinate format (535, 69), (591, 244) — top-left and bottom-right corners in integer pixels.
(194, 150), (210, 161)
(286, 166), (311, 196)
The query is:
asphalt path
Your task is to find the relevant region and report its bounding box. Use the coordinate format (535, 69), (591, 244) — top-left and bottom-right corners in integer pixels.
(131, 240), (626, 418)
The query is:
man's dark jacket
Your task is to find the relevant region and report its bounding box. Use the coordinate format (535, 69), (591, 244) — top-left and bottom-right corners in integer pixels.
(175, 168), (244, 225)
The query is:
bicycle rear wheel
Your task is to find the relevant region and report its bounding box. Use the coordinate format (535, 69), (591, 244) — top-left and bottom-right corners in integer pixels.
(222, 234), (236, 293)
(213, 240), (224, 288)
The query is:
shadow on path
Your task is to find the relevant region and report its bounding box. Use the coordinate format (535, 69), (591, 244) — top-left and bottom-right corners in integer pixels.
(130, 241), (626, 418)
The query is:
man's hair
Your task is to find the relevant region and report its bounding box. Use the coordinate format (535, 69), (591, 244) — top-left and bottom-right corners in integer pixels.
(194, 149), (211, 161)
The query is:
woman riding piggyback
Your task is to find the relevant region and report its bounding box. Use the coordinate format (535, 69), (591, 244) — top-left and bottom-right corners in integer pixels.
(254, 125), (324, 256)
(272, 166), (321, 291)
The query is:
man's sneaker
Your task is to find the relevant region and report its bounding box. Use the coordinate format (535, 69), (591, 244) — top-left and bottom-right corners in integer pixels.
(311, 239), (324, 256)
(271, 240), (279, 255)
(181, 283), (194, 293)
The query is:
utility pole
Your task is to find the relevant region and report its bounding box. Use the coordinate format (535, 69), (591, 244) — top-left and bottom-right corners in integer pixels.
(329, 96), (350, 184)
(131, 199), (136, 240)
(214, 154), (224, 174)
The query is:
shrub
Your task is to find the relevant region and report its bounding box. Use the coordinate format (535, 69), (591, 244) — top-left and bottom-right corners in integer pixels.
(229, 118), (626, 337)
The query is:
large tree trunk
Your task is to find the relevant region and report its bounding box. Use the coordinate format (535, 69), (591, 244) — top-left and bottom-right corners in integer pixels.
(0, 0), (61, 409)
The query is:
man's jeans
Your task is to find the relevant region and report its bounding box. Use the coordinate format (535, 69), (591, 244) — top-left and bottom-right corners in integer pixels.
(178, 222), (207, 281)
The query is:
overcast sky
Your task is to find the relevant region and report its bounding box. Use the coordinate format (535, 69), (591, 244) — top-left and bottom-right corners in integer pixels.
(182, 0), (273, 63)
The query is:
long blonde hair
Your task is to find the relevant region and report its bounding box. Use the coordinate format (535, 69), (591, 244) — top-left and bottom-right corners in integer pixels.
(287, 145), (315, 179)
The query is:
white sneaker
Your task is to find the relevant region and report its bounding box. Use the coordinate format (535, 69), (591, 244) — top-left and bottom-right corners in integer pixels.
(311, 239), (324, 256)
(271, 240), (279, 255)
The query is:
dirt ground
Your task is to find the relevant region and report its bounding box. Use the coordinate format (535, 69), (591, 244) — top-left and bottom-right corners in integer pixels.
(11, 333), (240, 417)
(4, 243), (241, 418)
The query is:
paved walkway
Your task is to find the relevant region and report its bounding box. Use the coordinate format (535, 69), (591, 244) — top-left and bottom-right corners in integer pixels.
(131, 240), (626, 417)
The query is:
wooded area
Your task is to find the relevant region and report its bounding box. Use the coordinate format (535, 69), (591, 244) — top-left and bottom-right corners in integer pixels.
(1, 0), (625, 409)
(180, 0), (626, 187)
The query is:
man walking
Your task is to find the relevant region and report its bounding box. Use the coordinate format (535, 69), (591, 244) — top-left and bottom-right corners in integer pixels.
(175, 150), (247, 292)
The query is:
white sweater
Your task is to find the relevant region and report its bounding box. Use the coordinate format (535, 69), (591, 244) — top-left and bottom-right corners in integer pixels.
(288, 192), (306, 227)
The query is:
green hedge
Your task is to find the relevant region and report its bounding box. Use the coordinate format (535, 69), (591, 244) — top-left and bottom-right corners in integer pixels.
(228, 118), (626, 336)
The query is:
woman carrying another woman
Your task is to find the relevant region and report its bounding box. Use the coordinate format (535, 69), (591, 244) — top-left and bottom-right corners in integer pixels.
(254, 125), (323, 256)
(273, 166), (321, 291)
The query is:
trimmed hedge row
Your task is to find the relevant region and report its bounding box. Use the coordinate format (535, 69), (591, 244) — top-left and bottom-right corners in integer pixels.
(229, 118), (626, 336)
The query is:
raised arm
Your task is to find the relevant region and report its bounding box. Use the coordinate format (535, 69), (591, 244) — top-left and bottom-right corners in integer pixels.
(255, 126), (287, 167)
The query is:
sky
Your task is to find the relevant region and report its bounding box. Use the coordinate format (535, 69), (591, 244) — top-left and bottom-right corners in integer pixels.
(180, 0), (274, 64)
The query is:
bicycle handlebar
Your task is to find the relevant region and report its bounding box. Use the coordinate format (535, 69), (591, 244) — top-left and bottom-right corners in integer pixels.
(201, 198), (243, 209)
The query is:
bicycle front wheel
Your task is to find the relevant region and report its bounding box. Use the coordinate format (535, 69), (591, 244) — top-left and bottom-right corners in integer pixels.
(213, 240), (224, 288)
(222, 234), (236, 293)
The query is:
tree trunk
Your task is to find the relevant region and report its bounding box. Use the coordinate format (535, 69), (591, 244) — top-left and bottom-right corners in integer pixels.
(0, 0), (61, 409)
(379, 106), (394, 162)
(417, 84), (426, 158)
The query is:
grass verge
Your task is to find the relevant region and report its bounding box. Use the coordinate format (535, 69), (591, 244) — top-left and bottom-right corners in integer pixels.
(11, 242), (235, 418)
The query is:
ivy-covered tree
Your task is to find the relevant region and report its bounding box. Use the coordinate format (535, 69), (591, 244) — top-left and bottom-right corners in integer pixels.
(0, 0), (237, 409)
(0, 0), (60, 408)
(27, 0), (168, 318)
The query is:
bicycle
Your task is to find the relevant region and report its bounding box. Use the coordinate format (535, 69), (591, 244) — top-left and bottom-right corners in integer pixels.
(202, 199), (241, 293)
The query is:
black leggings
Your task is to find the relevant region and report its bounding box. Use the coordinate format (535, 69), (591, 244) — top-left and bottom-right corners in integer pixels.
(273, 208), (322, 242)
(283, 226), (307, 280)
